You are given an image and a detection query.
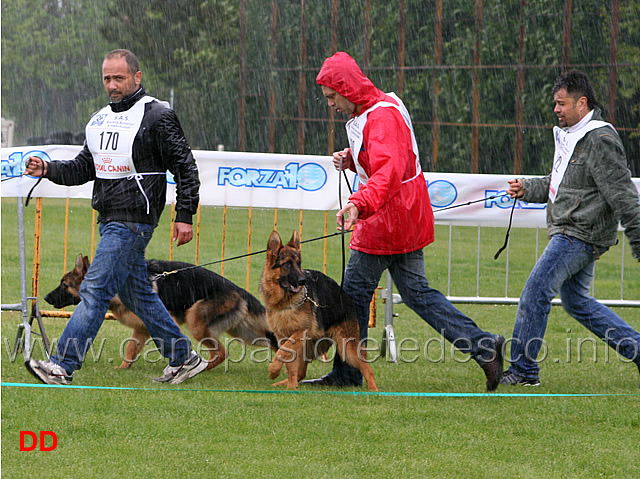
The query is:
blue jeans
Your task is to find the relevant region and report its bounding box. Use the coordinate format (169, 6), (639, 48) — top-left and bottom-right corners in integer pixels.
(329, 249), (497, 385)
(51, 221), (191, 374)
(507, 234), (640, 379)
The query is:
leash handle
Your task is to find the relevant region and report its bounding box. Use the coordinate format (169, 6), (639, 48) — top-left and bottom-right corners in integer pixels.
(22, 158), (44, 207)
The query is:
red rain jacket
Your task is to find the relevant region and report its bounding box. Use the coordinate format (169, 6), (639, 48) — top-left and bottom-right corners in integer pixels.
(316, 52), (434, 254)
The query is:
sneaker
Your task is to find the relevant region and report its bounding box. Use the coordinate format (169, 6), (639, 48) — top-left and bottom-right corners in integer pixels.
(153, 351), (207, 385)
(500, 370), (540, 386)
(25, 359), (73, 385)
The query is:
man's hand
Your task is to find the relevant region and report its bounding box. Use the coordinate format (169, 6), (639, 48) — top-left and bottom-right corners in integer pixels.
(173, 222), (193, 246)
(24, 156), (47, 177)
(506, 179), (524, 199)
(336, 202), (359, 231)
(332, 148), (353, 171)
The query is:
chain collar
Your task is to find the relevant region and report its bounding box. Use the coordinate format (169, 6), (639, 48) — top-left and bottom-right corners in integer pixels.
(288, 285), (320, 309)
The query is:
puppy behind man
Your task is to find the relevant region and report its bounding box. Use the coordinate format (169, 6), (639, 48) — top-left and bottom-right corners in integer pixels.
(45, 254), (278, 369)
(260, 230), (378, 391)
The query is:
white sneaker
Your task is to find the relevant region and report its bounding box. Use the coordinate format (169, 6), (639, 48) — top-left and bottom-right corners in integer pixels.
(25, 359), (73, 385)
(153, 351), (207, 385)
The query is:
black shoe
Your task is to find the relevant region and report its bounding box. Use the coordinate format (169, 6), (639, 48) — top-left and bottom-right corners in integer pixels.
(299, 374), (360, 387)
(299, 374), (338, 387)
(479, 335), (505, 392)
(499, 370), (541, 387)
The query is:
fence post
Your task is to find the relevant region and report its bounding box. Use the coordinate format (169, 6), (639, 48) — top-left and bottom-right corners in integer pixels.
(3, 198), (50, 361)
(380, 270), (398, 363)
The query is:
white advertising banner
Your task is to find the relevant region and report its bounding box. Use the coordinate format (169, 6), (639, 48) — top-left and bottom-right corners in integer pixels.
(2, 145), (639, 229)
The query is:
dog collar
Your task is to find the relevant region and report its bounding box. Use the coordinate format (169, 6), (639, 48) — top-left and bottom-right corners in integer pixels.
(289, 285), (309, 308)
(289, 285), (320, 309)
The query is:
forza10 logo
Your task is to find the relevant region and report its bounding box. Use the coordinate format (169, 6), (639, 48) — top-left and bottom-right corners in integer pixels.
(218, 162), (327, 191)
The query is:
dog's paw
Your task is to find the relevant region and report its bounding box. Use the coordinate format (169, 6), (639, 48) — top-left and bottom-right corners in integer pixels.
(269, 366), (282, 379)
(115, 362), (133, 370)
(269, 360), (283, 379)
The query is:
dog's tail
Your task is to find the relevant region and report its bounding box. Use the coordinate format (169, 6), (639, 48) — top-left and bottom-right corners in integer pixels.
(250, 294), (278, 351)
(244, 291), (266, 316)
(265, 331), (279, 351)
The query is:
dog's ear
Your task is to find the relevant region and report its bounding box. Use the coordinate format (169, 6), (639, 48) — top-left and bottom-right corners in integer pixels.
(75, 254), (90, 274)
(82, 255), (90, 272)
(75, 254), (84, 273)
(287, 230), (301, 250)
(267, 230), (282, 256)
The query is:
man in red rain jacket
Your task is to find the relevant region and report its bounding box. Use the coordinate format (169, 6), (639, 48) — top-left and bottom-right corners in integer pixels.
(301, 52), (504, 391)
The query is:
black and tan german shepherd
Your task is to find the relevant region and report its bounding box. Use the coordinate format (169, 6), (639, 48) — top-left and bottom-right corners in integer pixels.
(45, 254), (278, 370)
(260, 230), (378, 391)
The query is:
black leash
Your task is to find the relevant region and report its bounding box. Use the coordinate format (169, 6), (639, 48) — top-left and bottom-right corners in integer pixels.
(152, 189), (517, 280)
(493, 197), (518, 260)
(429, 192), (517, 260)
(338, 154), (352, 291)
(342, 169), (353, 196)
(3, 159), (44, 207)
(25, 176), (43, 207)
(1, 175), (22, 182)
(432, 193), (511, 213)
(153, 158), (358, 285)
(149, 230), (350, 282)
(24, 158), (42, 207)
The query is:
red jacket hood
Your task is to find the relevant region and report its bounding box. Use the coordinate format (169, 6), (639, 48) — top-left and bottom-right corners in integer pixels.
(316, 52), (385, 113)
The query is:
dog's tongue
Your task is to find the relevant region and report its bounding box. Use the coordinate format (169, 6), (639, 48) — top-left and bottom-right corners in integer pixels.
(290, 285), (301, 293)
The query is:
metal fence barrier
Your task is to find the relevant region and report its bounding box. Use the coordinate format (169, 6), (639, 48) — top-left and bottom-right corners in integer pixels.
(4, 199), (638, 364)
(379, 223), (639, 363)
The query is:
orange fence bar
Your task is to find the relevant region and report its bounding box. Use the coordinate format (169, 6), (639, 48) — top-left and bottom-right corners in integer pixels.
(31, 199), (348, 321)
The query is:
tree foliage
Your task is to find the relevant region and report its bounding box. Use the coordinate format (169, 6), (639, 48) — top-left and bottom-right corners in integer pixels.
(1, 0), (110, 143)
(2, 0), (638, 174)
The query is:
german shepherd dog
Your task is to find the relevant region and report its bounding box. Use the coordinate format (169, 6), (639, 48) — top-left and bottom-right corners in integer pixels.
(260, 230), (378, 391)
(45, 254), (278, 369)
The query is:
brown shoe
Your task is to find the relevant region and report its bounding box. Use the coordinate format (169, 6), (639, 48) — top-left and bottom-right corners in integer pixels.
(479, 335), (505, 392)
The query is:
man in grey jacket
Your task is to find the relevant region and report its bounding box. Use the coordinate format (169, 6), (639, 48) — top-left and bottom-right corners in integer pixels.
(501, 70), (640, 387)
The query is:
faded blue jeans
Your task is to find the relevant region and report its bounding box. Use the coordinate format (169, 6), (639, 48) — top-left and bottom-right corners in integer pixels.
(329, 249), (498, 386)
(51, 221), (191, 374)
(506, 234), (640, 380)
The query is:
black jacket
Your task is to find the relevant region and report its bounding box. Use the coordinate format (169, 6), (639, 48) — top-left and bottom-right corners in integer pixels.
(46, 87), (200, 226)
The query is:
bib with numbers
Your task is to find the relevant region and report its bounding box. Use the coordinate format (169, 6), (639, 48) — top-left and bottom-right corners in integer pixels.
(86, 95), (162, 179)
(345, 93), (421, 186)
(549, 119), (614, 203)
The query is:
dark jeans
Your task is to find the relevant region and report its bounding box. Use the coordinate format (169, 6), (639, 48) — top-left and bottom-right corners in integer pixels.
(506, 234), (640, 380)
(330, 249), (496, 385)
(51, 221), (191, 373)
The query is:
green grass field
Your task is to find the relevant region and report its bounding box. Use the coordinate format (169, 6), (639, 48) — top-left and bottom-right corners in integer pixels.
(2, 197), (639, 478)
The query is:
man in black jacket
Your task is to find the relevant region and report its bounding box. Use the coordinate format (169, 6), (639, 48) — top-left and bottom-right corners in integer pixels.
(24, 49), (207, 385)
